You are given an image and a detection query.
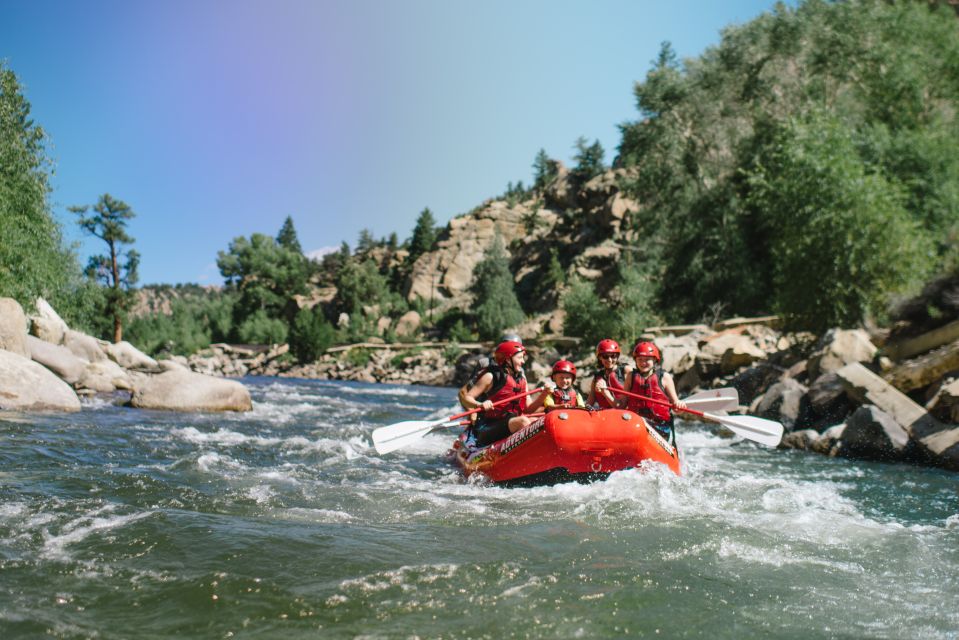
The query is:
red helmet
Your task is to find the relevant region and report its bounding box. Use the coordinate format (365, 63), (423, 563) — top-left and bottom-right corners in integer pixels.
(596, 339), (621, 357)
(632, 341), (661, 361)
(551, 359), (577, 379)
(494, 340), (525, 365)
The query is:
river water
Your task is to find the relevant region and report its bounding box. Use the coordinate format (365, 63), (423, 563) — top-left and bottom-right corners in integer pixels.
(1, 377), (957, 639)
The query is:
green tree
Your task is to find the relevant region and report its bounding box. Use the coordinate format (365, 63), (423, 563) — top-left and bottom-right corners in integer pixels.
(0, 63), (90, 323)
(408, 207), (437, 263)
(276, 215), (302, 253)
(289, 306), (336, 363)
(532, 148), (558, 190)
(217, 231), (311, 341)
(470, 235), (525, 340)
(69, 194), (139, 342)
(561, 277), (615, 349)
(571, 136), (606, 182)
(744, 113), (932, 330)
(357, 228), (376, 254)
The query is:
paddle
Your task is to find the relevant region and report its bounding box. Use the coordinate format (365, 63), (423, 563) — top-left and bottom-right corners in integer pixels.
(680, 387), (739, 413)
(611, 388), (783, 447)
(372, 387), (544, 455)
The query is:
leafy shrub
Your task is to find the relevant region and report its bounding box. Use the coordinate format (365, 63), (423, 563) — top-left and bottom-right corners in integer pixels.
(289, 307), (336, 363)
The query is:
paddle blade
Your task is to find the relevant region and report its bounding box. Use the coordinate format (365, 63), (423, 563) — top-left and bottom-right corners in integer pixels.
(683, 395), (738, 413)
(706, 412), (783, 447)
(684, 387), (739, 412)
(372, 420), (462, 455)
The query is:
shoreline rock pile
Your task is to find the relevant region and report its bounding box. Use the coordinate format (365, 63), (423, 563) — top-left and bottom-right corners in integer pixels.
(0, 297), (251, 413)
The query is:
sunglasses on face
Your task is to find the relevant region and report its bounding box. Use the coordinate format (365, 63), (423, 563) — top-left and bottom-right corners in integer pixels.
(599, 354), (618, 360)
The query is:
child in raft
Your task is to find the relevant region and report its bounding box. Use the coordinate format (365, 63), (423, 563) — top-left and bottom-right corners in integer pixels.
(526, 360), (587, 413)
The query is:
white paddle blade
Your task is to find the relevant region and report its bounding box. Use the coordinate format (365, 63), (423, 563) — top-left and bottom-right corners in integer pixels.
(706, 412), (783, 447)
(372, 419), (462, 455)
(685, 387), (739, 409)
(683, 396), (738, 413)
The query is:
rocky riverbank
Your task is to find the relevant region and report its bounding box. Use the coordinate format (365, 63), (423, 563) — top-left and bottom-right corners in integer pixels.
(177, 309), (959, 472)
(5, 289), (959, 473)
(0, 297), (251, 412)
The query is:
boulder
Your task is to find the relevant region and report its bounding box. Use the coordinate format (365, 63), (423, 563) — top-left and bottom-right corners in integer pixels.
(811, 424), (846, 456)
(129, 368), (252, 412)
(657, 334), (700, 378)
(838, 405), (910, 461)
(779, 429), (819, 451)
(375, 316), (392, 336)
(797, 372), (854, 431)
(730, 362), (785, 406)
(807, 329), (877, 381)
(927, 378), (959, 423)
(77, 360), (132, 392)
(837, 362), (959, 470)
(755, 378), (807, 430)
(102, 341), (159, 371)
(394, 311), (421, 337)
(26, 335), (86, 383)
(63, 330), (107, 363)
(0, 298), (30, 358)
(0, 349), (81, 412)
(700, 332), (766, 374)
(30, 297), (69, 345)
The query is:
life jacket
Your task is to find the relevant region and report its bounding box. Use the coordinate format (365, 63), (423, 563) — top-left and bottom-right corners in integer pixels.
(592, 365), (626, 409)
(477, 364), (527, 419)
(626, 367), (672, 424)
(544, 387), (583, 410)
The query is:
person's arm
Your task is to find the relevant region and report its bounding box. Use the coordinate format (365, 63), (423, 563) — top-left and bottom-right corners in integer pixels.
(525, 389), (547, 413)
(614, 372), (631, 409)
(662, 373), (686, 410)
(462, 373), (495, 411)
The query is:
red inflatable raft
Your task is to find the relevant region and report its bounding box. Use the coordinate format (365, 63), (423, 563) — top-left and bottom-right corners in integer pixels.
(448, 408), (681, 486)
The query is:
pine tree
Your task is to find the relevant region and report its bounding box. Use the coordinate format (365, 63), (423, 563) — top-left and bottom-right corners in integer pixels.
(69, 194), (139, 342)
(532, 148), (558, 189)
(470, 235), (525, 340)
(276, 216), (302, 253)
(408, 207), (437, 263)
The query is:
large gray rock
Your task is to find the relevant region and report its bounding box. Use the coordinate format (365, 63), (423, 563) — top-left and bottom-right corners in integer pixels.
(102, 340), (159, 371)
(839, 405), (910, 461)
(837, 362), (959, 470)
(130, 368), (252, 412)
(63, 330), (107, 363)
(27, 335), (86, 384)
(394, 310), (421, 337)
(755, 378), (807, 430)
(798, 372), (854, 431)
(30, 297), (69, 345)
(700, 332), (766, 375)
(0, 349), (81, 412)
(0, 298), (30, 358)
(730, 362), (785, 406)
(77, 360), (132, 392)
(807, 329), (877, 381)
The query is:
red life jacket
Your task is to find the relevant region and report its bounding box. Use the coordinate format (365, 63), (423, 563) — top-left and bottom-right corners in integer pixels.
(547, 387), (581, 410)
(626, 367), (672, 423)
(480, 366), (527, 419)
(593, 366), (626, 409)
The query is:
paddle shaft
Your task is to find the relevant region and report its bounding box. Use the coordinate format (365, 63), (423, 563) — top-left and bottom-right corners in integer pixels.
(611, 387), (707, 419)
(446, 387), (544, 423)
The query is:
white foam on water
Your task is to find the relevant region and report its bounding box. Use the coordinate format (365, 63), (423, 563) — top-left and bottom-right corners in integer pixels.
(195, 451), (243, 473)
(281, 507), (355, 523)
(246, 485), (275, 504)
(172, 426), (285, 447)
(41, 507), (154, 561)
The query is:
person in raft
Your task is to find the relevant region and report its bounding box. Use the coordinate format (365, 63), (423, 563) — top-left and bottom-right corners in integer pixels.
(526, 360), (586, 413)
(586, 339), (630, 409)
(619, 341), (687, 443)
(461, 340), (533, 447)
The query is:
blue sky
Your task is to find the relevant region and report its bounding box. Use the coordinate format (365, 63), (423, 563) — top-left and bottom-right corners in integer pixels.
(1, 0), (784, 285)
